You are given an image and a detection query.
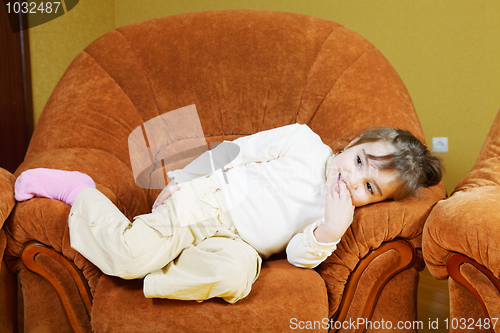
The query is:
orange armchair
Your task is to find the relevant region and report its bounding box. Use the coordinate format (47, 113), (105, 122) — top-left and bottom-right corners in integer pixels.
(424, 108), (500, 332)
(5, 10), (445, 332)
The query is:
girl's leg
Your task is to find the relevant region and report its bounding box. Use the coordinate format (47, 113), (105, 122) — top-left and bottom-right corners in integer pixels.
(15, 168), (95, 205)
(69, 177), (227, 280)
(143, 233), (262, 304)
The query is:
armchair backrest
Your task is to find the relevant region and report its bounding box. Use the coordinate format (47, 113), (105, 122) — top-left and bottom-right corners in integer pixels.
(455, 108), (500, 192)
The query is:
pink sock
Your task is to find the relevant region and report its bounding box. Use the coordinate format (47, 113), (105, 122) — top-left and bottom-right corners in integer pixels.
(15, 168), (96, 206)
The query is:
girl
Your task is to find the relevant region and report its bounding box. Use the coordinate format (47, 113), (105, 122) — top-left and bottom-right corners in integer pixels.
(15, 124), (442, 304)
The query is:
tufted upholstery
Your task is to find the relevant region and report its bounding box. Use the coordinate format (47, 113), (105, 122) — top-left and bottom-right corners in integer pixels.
(5, 10), (445, 332)
(424, 108), (500, 331)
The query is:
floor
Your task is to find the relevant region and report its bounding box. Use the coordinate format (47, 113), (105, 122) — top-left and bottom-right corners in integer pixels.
(417, 267), (451, 332)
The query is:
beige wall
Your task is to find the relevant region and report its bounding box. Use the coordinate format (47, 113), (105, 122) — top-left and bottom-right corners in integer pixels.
(29, 0), (500, 194)
(29, 0), (115, 123)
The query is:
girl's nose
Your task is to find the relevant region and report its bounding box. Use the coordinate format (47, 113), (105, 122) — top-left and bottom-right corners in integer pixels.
(344, 171), (362, 192)
(351, 181), (360, 191)
(348, 173), (363, 191)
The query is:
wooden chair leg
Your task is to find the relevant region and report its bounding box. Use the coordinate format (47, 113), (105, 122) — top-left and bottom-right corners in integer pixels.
(332, 238), (418, 332)
(447, 253), (500, 333)
(21, 242), (92, 333)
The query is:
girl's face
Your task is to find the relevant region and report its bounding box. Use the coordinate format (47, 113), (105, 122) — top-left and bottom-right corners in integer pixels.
(326, 140), (398, 207)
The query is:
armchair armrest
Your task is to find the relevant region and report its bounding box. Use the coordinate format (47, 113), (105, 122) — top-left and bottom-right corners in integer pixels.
(0, 168), (16, 332)
(0, 168), (15, 228)
(14, 147), (151, 214)
(5, 147), (152, 294)
(1, 167), (15, 262)
(423, 185), (500, 280)
(317, 184), (445, 317)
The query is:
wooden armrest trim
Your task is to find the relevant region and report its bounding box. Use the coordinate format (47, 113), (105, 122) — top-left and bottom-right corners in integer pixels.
(21, 242), (92, 333)
(446, 253), (500, 333)
(332, 238), (418, 332)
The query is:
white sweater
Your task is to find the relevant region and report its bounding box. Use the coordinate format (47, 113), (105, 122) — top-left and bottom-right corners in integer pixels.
(168, 124), (339, 268)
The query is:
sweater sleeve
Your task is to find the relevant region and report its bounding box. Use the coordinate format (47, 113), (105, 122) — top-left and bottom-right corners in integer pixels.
(286, 219), (340, 269)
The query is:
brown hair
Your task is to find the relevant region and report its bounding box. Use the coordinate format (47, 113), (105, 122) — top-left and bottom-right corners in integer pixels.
(344, 127), (443, 200)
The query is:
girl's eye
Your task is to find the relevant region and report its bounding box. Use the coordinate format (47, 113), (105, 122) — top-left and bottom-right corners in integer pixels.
(356, 156), (362, 167)
(366, 182), (373, 194)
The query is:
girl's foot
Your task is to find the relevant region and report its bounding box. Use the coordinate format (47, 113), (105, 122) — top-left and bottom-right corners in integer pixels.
(15, 168), (96, 206)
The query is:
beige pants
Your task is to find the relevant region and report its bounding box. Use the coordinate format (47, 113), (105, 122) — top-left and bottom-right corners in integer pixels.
(69, 176), (262, 304)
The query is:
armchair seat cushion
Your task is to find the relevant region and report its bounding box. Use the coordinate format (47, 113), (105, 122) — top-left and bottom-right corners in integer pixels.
(91, 259), (329, 332)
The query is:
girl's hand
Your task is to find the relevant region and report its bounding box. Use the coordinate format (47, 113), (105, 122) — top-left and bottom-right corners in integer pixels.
(152, 180), (180, 209)
(315, 179), (355, 243)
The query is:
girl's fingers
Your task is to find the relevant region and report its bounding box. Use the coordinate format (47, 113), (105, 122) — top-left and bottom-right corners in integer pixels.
(339, 181), (353, 205)
(338, 180), (347, 195)
(326, 177), (336, 194)
(153, 197), (162, 209)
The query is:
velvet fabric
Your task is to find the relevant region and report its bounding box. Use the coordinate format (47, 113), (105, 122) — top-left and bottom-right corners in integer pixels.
(0, 168), (15, 266)
(448, 278), (489, 333)
(423, 108), (500, 330)
(369, 268), (420, 333)
(4, 10), (446, 332)
(92, 259), (328, 332)
(0, 168), (16, 332)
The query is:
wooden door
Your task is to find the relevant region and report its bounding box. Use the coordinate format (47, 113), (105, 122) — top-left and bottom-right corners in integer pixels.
(0, 6), (33, 174)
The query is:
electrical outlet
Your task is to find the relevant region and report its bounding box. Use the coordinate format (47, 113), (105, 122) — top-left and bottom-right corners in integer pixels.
(432, 137), (448, 153)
